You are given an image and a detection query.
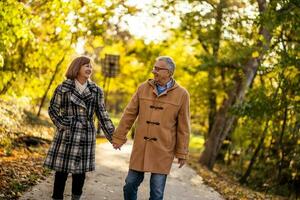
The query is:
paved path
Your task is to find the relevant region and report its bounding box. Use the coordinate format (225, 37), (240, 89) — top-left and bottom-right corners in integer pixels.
(20, 142), (223, 200)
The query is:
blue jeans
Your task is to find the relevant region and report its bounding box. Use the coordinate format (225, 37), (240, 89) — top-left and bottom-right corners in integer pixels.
(123, 169), (167, 200)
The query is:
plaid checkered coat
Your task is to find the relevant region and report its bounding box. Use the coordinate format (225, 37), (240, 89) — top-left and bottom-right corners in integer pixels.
(44, 79), (114, 174)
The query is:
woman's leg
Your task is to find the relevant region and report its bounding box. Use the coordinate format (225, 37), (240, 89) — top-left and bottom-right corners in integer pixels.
(71, 173), (86, 200)
(52, 171), (68, 200)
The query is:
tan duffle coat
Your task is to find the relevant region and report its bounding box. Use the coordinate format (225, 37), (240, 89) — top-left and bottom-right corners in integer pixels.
(112, 79), (190, 174)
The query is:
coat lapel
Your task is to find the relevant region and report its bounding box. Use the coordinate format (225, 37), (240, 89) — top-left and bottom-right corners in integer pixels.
(61, 79), (97, 109)
(61, 79), (87, 109)
(83, 81), (97, 103)
(71, 92), (87, 109)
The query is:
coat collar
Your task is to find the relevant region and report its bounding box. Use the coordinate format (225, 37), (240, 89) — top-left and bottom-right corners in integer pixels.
(61, 79), (98, 93)
(61, 79), (97, 109)
(147, 79), (179, 97)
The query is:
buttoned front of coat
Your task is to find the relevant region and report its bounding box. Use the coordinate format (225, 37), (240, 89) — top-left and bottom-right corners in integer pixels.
(44, 79), (114, 174)
(112, 79), (190, 174)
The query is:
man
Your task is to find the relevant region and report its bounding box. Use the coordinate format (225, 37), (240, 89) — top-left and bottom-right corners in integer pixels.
(112, 56), (190, 200)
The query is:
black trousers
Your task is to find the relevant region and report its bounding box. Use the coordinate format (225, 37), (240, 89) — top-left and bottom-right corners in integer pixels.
(52, 171), (86, 199)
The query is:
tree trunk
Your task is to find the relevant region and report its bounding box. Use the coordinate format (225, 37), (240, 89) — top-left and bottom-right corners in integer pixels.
(199, 0), (272, 169)
(208, 0), (225, 135)
(0, 75), (16, 95)
(37, 55), (66, 116)
(239, 121), (269, 183)
(199, 73), (243, 169)
(36, 15), (79, 117)
(277, 101), (288, 181)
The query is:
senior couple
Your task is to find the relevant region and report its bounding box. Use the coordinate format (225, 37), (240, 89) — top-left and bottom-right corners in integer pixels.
(44, 55), (190, 200)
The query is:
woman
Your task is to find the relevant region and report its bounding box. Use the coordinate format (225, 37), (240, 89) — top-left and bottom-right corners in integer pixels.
(44, 56), (115, 200)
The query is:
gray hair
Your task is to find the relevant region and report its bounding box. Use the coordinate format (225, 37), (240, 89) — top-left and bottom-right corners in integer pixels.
(156, 56), (176, 75)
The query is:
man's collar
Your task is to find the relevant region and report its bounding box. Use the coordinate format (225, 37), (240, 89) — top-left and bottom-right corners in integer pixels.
(155, 79), (173, 89)
(147, 78), (178, 91)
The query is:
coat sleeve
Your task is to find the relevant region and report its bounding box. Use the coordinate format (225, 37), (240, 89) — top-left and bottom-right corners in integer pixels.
(95, 88), (115, 143)
(112, 88), (139, 145)
(48, 85), (71, 131)
(175, 91), (191, 160)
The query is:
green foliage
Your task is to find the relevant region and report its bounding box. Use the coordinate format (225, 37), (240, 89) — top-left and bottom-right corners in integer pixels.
(189, 135), (205, 153)
(1, 137), (13, 156)
(231, 87), (276, 119)
(0, 0), (134, 103)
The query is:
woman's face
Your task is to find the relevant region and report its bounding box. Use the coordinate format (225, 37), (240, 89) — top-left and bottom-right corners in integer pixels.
(77, 63), (93, 80)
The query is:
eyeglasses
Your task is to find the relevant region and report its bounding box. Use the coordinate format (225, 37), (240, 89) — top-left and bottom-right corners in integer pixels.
(153, 66), (169, 72)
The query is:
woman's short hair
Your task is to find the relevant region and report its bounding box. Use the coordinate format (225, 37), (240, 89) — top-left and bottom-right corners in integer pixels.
(65, 56), (91, 80)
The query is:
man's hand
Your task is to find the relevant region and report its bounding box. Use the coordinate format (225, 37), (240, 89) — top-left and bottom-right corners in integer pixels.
(112, 142), (122, 150)
(178, 158), (186, 168)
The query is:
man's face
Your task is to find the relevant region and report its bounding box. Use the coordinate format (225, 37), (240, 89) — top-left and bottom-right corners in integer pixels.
(152, 60), (171, 85)
(78, 63), (93, 80)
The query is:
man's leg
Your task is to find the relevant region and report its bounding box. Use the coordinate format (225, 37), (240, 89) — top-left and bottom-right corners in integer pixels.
(123, 169), (145, 200)
(149, 173), (167, 200)
(52, 171), (68, 200)
(71, 173), (86, 200)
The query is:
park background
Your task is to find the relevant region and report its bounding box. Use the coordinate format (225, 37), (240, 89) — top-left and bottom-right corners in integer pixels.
(0, 0), (299, 199)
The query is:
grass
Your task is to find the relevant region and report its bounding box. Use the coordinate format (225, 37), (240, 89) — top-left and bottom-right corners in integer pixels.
(10, 180), (26, 194)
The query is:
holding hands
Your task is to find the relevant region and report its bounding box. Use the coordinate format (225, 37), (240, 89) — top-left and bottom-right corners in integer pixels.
(112, 142), (122, 150)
